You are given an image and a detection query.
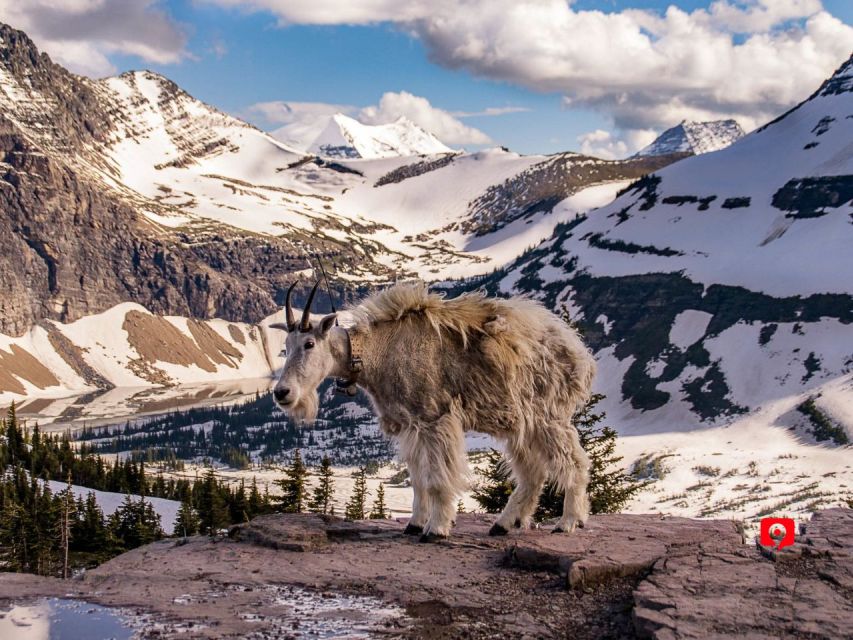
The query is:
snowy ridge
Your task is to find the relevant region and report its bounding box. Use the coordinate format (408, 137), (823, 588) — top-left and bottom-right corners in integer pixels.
(488, 54), (853, 440)
(307, 113), (453, 159)
(477, 56), (853, 528)
(0, 22), (683, 300)
(635, 119), (745, 157)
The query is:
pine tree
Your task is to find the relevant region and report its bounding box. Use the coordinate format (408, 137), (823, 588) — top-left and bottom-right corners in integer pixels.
(174, 499), (200, 537)
(196, 468), (229, 537)
(471, 449), (514, 513)
(230, 480), (249, 523)
(74, 492), (107, 553)
(472, 395), (641, 518)
(58, 475), (74, 579)
(247, 477), (265, 518)
(344, 467), (368, 521)
(308, 455), (335, 515)
(275, 450), (308, 514)
(369, 483), (388, 519)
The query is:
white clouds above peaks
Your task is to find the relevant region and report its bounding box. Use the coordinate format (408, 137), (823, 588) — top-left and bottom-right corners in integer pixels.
(577, 130), (629, 160)
(0, 0), (188, 76)
(207, 0), (853, 149)
(250, 92), (493, 149)
(359, 92), (491, 145)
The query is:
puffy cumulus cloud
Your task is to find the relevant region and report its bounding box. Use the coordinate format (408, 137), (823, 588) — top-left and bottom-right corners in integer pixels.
(0, 0), (188, 76)
(206, 0), (853, 140)
(577, 129), (629, 160)
(358, 91), (491, 145)
(248, 93), (494, 148)
(247, 101), (355, 149)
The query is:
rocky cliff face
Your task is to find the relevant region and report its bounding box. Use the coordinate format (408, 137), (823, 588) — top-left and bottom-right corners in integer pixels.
(0, 23), (390, 336)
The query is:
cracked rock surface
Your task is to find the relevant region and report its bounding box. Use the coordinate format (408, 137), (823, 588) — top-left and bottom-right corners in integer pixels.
(0, 510), (850, 638)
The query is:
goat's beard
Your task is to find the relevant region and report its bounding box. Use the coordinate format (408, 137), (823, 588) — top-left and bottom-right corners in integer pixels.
(288, 391), (319, 423)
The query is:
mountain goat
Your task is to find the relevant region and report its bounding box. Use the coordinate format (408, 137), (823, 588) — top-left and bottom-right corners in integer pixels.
(271, 281), (596, 542)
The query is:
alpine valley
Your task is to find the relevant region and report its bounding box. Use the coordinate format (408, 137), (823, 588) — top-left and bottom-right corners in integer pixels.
(0, 21), (851, 529)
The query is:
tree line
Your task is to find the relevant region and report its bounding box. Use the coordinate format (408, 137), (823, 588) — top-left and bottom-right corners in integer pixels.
(76, 389), (393, 467)
(0, 403), (391, 578)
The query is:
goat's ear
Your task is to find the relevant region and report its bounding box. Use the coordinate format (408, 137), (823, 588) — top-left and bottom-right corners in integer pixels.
(268, 322), (290, 332)
(318, 313), (337, 336)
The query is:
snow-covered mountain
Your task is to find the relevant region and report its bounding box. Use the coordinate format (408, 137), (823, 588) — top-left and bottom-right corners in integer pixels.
(480, 54), (852, 439)
(0, 21), (680, 340)
(635, 119), (745, 157)
(303, 113), (454, 159)
(449, 55), (853, 526)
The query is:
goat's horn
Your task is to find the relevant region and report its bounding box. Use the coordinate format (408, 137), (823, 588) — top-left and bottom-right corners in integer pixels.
(300, 281), (320, 332)
(285, 282), (297, 332)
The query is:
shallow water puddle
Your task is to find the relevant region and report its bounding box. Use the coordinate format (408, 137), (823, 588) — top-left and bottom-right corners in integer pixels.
(171, 583), (408, 638)
(0, 598), (134, 640)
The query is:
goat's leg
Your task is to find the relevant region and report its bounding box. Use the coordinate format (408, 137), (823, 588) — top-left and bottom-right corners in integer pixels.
(553, 425), (591, 534)
(400, 412), (468, 542)
(403, 476), (430, 536)
(490, 452), (547, 536)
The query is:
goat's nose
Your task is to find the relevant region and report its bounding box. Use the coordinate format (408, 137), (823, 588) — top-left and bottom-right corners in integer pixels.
(274, 387), (290, 402)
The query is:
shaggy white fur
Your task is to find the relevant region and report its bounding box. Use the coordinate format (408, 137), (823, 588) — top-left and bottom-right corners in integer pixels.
(275, 282), (596, 540)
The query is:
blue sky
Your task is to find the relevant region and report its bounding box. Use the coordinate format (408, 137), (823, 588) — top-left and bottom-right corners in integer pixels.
(3, 1), (851, 156)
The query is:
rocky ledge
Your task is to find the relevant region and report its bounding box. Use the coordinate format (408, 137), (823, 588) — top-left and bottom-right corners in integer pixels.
(0, 509), (851, 638)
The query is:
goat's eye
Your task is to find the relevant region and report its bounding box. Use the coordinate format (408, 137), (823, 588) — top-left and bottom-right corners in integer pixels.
(304, 340), (315, 350)
(279, 349), (286, 357)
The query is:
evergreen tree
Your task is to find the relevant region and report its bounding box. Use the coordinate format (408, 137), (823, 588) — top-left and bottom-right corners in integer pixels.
(308, 455), (335, 515)
(230, 480), (249, 523)
(73, 492), (107, 553)
(196, 468), (229, 537)
(247, 477), (266, 519)
(58, 476), (75, 579)
(470, 449), (514, 514)
(111, 495), (163, 549)
(275, 450), (308, 514)
(472, 395), (641, 518)
(344, 467), (368, 521)
(174, 499), (200, 537)
(369, 483), (388, 519)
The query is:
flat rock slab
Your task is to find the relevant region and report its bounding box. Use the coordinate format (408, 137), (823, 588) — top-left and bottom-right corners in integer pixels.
(633, 508), (853, 640)
(505, 514), (743, 588)
(1, 509), (851, 639)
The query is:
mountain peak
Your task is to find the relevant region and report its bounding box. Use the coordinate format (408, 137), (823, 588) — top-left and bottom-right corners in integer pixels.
(308, 113), (453, 159)
(818, 54), (853, 97)
(635, 119), (745, 158)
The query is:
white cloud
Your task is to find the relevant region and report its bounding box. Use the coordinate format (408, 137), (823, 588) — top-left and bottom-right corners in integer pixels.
(359, 91), (491, 145)
(0, 0), (188, 76)
(205, 0), (853, 141)
(249, 92), (492, 148)
(577, 129), (629, 160)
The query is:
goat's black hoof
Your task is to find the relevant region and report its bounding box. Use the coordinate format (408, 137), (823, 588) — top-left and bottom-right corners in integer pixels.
(578, 520), (585, 529)
(551, 527), (565, 534)
(489, 523), (509, 537)
(403, 524), (423, 536)
(513, 518), (522, 529)
(419, 532), (448, 543)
